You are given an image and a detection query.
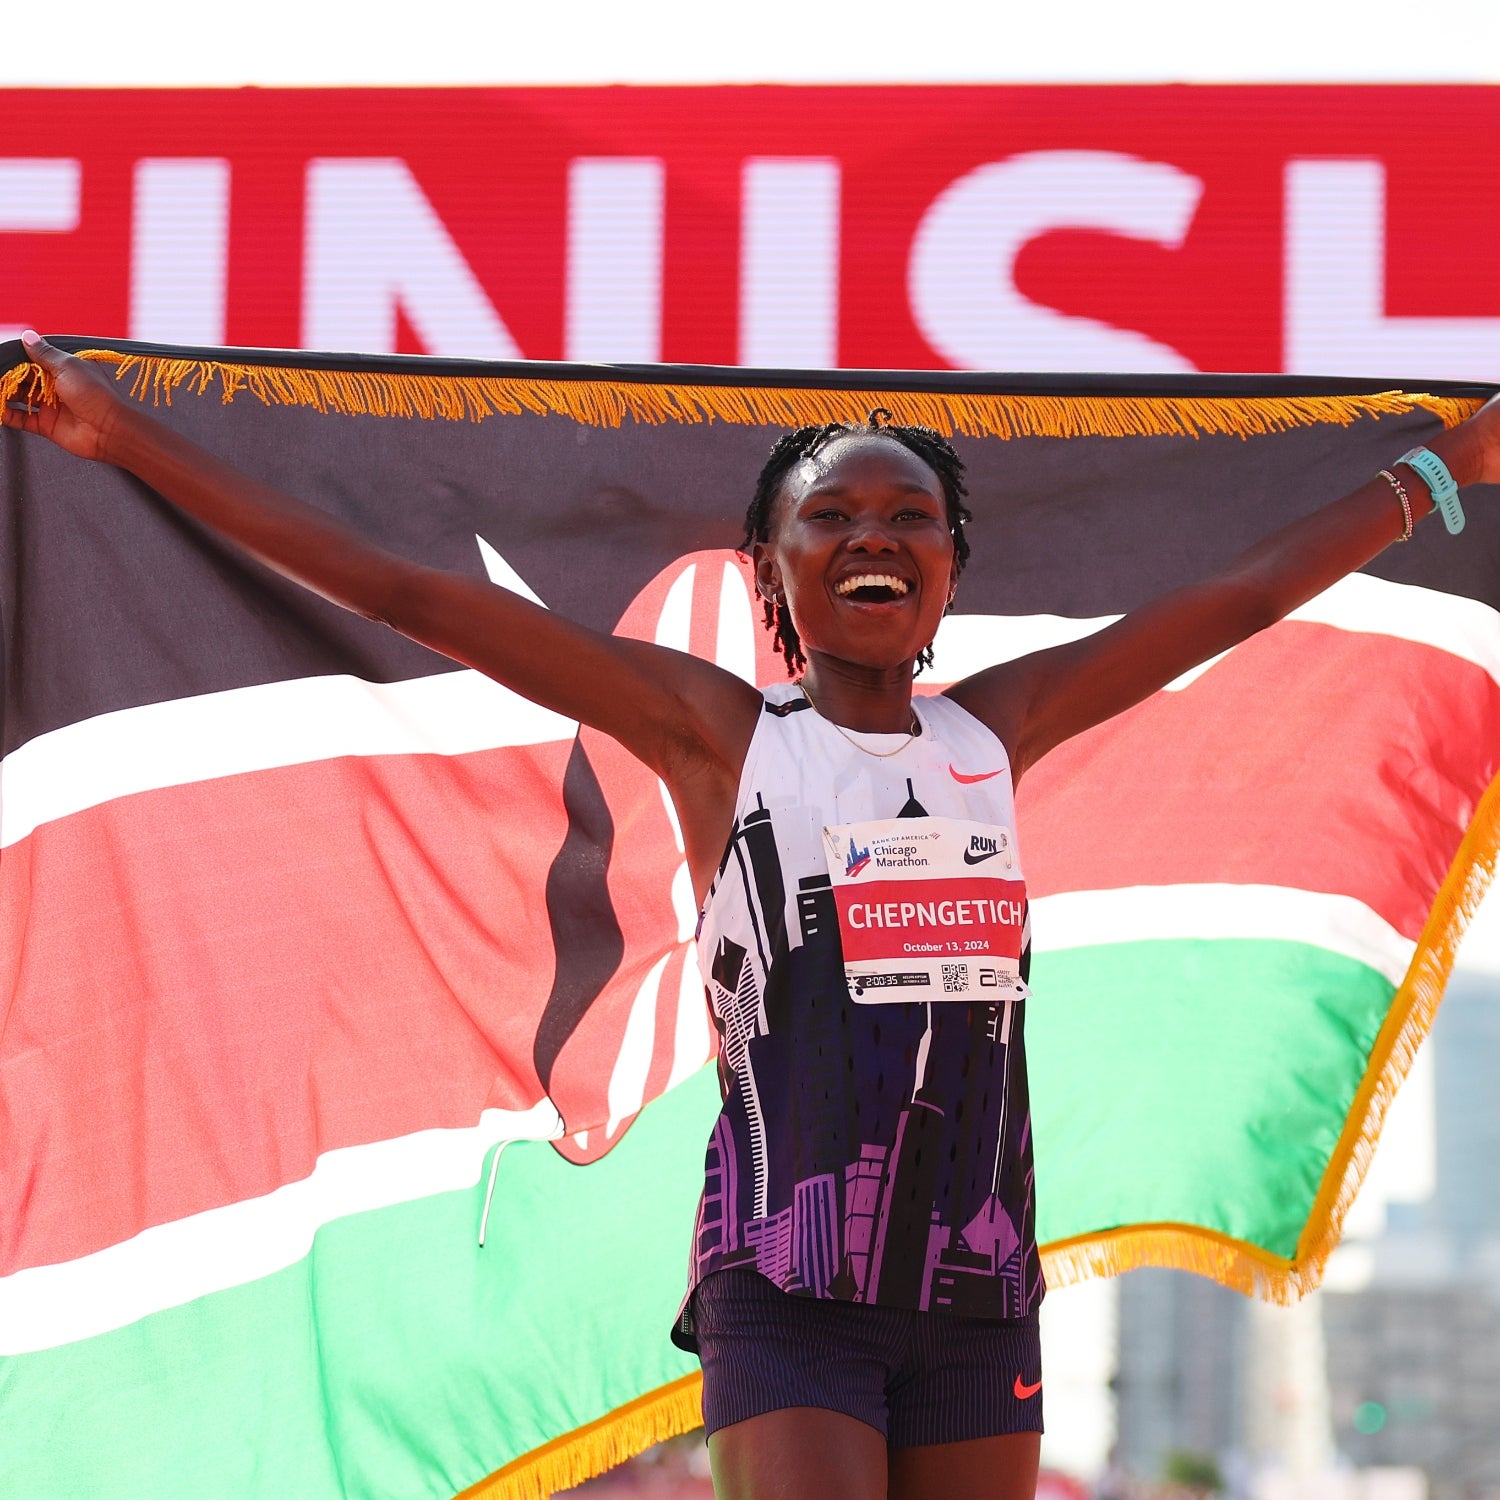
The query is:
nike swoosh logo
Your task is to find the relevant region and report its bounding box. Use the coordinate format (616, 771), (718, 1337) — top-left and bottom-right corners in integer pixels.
(963, 848), (1000, 865)
(949, 765), (1004, 784)
(1014, 1375), (1042, 1400)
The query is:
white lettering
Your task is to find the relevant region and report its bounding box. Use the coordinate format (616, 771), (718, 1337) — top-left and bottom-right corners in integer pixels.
(302, 159), (522, 359)
(899, 901), (917, 924)
(739, 157), (841, 368)
(938, 901), (956, 926)
(849, 906), (866, 929)
(1284, 159), (1500, 381)
(0, 159), (79, 231)
(130, 159), (230, 345)
(908, 151), (1201, 372)
(0, 159), (80, 342)
(565, 157), (664, 363)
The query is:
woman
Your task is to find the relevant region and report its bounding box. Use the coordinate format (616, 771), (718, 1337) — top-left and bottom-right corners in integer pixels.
(5, 332), (1497, 1500)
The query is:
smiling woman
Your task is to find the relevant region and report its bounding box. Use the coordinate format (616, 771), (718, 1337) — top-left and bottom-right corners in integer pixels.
(741, 417), (972, 681)
(3, 332), (1499, 1500)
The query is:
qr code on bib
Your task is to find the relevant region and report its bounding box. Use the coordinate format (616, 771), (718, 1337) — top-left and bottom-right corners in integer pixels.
(941, 963), (967, 994)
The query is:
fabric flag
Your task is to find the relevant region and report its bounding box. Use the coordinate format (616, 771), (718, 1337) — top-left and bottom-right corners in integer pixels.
(2, 340), (1497, 1500)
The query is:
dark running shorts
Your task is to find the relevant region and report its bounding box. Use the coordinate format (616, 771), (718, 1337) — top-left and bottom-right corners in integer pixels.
(693, 1269), (1044, 1447)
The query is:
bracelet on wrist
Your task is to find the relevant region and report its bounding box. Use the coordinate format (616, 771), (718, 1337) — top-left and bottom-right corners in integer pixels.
(1378, 470), (1415, 543)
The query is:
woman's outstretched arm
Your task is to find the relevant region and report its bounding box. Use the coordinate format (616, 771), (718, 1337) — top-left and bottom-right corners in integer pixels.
(948, 397), (1500, 782)
(1, 335), (762, 791)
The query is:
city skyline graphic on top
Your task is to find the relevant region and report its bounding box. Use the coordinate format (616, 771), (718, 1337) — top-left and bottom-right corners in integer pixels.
(682, 691), (1043, 1330)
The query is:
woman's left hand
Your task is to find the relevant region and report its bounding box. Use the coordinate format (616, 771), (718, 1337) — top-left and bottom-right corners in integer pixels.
(1, 332), (129, 463)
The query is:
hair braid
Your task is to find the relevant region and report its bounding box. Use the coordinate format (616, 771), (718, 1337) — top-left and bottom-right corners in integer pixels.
(739, 414), (973, 676)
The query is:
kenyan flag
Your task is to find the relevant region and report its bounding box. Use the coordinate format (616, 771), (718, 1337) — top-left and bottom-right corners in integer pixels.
(2, 342), (1496, 1499)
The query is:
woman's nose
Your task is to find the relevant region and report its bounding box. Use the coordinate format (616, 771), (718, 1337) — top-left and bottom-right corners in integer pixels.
(847, 521), (897, 553)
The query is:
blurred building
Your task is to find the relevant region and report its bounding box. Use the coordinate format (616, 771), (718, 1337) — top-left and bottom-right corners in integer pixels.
(1114, 1270), (1333, 1493)
(1115, 974), (1500, 1499)
(1322, 974), (1500, 1500)
(1115, 1268), (1248, 1476)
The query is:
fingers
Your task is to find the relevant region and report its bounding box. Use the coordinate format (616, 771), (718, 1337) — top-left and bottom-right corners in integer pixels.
(21, 329), (68, 372)
(1, 401), (42, 434)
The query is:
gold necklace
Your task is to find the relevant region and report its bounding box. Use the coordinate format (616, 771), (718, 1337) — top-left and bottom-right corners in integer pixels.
(798, 683), (920, 759)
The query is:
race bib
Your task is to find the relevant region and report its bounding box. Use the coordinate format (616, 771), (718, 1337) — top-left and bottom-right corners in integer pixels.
(822, 816), (1028, 1004)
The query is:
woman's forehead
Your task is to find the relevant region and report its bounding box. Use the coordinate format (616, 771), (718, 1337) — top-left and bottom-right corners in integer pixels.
(787, 433), (941, 499)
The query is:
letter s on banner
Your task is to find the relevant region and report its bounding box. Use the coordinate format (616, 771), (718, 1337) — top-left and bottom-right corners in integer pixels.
(907, 150), (1202, 373)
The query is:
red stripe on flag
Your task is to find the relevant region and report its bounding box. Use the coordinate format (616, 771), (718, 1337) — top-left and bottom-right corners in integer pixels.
(0, 743), (580, 1276)
(1020, 623), (1500, 937)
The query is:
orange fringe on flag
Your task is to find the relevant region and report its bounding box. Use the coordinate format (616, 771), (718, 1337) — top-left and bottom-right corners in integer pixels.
(455, 1372), (704, 1500)
(0, 349), (1485, 441)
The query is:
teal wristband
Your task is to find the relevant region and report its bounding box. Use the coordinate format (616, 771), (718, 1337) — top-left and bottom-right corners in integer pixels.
(1397, 446), (1465, 535)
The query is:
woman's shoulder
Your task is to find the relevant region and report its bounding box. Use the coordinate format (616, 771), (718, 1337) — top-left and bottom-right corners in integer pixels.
(924, 688), (1009, 754)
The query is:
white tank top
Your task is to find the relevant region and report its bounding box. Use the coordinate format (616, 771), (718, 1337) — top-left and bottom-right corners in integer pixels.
(674, 683), (1042, 1347)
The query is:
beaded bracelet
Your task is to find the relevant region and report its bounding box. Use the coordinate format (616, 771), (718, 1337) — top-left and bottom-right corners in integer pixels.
(1378, 469), (1415, 543)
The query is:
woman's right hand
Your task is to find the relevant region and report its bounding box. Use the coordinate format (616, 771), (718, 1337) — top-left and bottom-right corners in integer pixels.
(1, 332), (127, 463)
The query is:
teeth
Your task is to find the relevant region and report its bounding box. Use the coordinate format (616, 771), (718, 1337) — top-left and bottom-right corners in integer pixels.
(835, 574), (910, 597)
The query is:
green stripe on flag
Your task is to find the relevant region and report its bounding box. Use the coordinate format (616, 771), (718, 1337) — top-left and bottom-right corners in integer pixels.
(1030, 938), (1395, 1258)
(0, 1068), (718, 1500)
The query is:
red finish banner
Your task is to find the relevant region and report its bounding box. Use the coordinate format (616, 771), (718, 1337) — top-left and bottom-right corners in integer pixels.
(1, 86), (1498, 378)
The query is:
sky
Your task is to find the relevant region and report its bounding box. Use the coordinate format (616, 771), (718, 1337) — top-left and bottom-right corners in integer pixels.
(4, 0), (1500, 87)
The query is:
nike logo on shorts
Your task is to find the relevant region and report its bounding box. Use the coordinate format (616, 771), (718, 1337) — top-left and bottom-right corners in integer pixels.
(1013, 1375), (1042, 1400)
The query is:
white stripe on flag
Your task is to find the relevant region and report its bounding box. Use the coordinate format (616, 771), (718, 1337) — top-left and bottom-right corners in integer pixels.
(0, 670), (577, 849)
(4, 572), (1496, 849)
(928, 573), (1500, 689)
(1032, 883), (1415, 987)
(0, 1098), (564, 1357)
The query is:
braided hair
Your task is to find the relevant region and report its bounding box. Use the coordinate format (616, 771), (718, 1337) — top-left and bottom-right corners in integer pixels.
(740, 413), (973, 676)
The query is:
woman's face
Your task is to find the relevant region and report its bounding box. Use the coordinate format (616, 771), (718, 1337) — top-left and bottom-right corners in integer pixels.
(754, 434), (958, 673)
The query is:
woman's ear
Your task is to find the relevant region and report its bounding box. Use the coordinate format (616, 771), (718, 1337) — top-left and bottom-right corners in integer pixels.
(753, 543), (783, 606)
